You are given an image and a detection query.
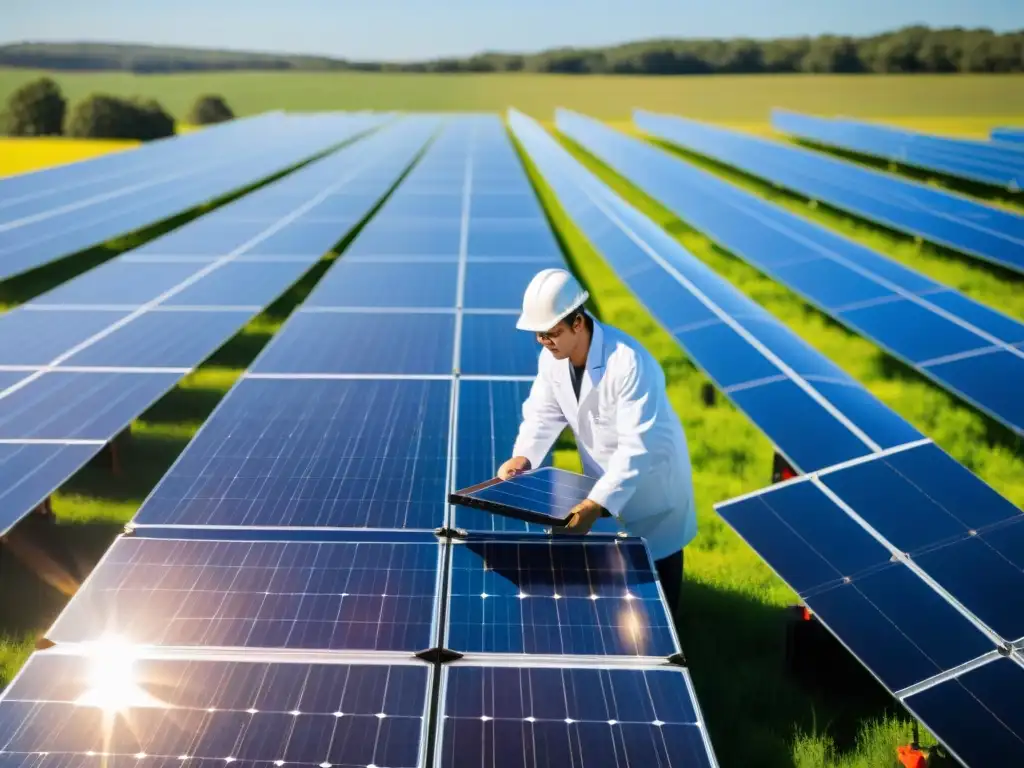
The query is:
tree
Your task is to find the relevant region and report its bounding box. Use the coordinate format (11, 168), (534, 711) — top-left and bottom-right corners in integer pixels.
(187, 94), (235, 125)
(66, 94), (175, 140)
(3, 76), (66, 136)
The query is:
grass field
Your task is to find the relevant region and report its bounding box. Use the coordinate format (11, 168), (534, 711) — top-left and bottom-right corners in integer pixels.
(3, 68), (1024, 122)
(1, 95), (1022, 767)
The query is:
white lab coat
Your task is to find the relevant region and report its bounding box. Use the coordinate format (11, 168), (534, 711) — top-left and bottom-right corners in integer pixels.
(511, 319), (697, 561)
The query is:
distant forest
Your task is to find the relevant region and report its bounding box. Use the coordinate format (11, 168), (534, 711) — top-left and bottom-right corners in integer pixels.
(1, 26), (1023, 75)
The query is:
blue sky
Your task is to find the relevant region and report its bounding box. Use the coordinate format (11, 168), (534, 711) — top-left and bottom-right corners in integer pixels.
(5, 0), (1023, 61)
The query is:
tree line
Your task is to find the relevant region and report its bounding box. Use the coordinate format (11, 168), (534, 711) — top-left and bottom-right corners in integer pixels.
(1, 25), (1022, 75)
(1, 78), (235, 139)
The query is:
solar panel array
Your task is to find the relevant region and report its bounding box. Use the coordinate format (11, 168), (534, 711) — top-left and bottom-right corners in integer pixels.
(0, 112), (388, 281)
(992, 127), (1024, 144)
(633, 109), (1024, 276)
(0, 116), (437, 537)
(507, 107), (1023, 766)
(1, 115), (718, 768)
(771, 109), (1024, 191)
(557, 109), (1024, 437)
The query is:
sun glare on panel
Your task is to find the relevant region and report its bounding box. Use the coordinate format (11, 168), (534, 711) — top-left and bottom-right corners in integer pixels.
(75, 636), (167, 712)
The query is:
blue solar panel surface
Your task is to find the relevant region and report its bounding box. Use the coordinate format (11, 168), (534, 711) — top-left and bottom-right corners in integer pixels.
(0, 117), (437, 537)
(446, 537), (680, 658)
(508, 108), (923, 474)
(559, 109), (1024, 436)
(771, 109), (1024, 191)
(438, 663), (715, 768)
(47, 530), (442, 653)
(0, 114), (386, 281)
(992, 127), (1024, 144)
(635, 110), (1024, 276)
(0, 652), (431, 768)
(454, 467), (597, 526)
(716, 440), (1024, 761)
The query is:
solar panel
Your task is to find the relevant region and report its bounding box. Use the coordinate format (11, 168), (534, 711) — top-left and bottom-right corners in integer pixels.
(634, 110), (1024, 276)
(715, 441), (1024, 761)
(992, 127), (1024, 144)
(46, 530), (442, 653)
(445, 536), (680, 658)
(30, 260), (208, 306)
(463, 260), (564, 310)
(305, 259), (459, 309)
(62, 309), (254, 368)
(771, 109), (1024, 191)
(0, 117), (438, 536)
(558, 109), (1024, 436)
(0, 114), (386, 281)
(450, 467), (597, 527)
(0, 442), (105, 536)
(251, 311), (456, 375)
(0, 370), (183, 440)
(507, 108), (923, 474)
(345, 218), (463, 257)
(162, 260), (316, 307)
(459, 313), (541, 376)
(466, 224), (563, 259)
(437, 662), (717, 768)
(132, 377), (451, 530)
(0, 651), (432, 768)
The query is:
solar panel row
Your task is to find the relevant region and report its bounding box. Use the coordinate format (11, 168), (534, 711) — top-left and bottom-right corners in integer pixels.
(0, 113), (388, 281)
(3, 115), (719, 767)
(633, 110), (1024, 276)
(0, 116), (438, 537)
(771, 109), (1024, 191)
(559, 109), (1024, 437)
(716, 442), (1024, 767)
(507, 107), (1023, 767)
(992, 127), (1024, 144)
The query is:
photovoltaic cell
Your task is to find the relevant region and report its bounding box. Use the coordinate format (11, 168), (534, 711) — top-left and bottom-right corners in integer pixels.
(47, 532), (442, 653)
(466, 225), (562, 258)
(133, 218), (279, 257)
(132, 377), (451, 530)
(345, 219), (462, 257)
(31, 260), (205, 306)
(463, 261), (563, 310)
(460, 313), (540, 376)
(63, 310), (253, 368)
(0, 371), (183, 441)
(438, 664), (715, 768)
(901, 656), (1024, 767)
(446, 537), (679, 658)
(452, 467), (598, 527)
(469, 193), (546, 219)
(164, 260), (315, 307)
(252, 311), (456, 375)
(0, 443), (104, 536)
(0, 308), (130, 365)
(0, 652), (430, 768)
(305, 259), (459, 308)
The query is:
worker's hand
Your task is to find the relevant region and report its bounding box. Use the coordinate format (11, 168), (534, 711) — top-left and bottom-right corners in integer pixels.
(497, 456), (532, 480)
(557, 499), (605, 535)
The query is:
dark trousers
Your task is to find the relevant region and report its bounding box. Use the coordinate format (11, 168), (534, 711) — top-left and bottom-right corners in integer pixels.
(655, 549), (684, 615)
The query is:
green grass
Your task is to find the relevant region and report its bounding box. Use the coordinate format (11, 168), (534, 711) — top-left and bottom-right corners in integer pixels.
(3, 69), (1024, 121)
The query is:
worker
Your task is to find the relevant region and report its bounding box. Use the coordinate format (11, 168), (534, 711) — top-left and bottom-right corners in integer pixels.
(498, 268), (696, 612)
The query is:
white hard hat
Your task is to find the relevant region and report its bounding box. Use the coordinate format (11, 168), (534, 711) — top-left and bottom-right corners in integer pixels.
(516, 268), (590, 332)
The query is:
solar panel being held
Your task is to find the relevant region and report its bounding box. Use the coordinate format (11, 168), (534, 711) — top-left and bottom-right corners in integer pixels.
(0, 113), (387, 281)
(716, 441), (1024, 767)
(772, 109), (1024, 191)
(558, 109), (1024, 437)
(633, 109), (1024, 276)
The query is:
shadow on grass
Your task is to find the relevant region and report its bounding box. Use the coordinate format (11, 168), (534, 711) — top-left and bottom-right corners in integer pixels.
(679, 578), (900, 768)
(649, 136), (1024, 289)
(791, 136), (1024, 212)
